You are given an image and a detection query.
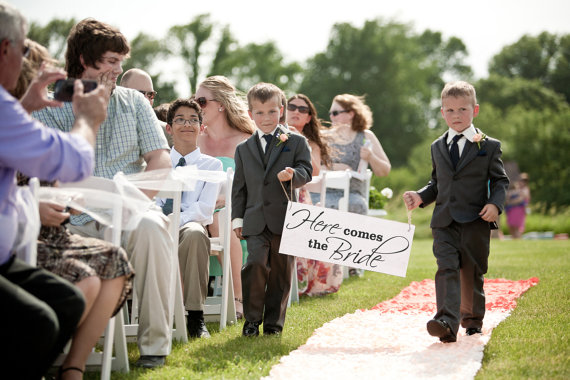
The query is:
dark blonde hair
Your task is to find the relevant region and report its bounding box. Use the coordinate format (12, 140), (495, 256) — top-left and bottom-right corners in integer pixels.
(247, 82), (285, 110)
(198, 75), (255, 134)
(11, 39), (58, 99)
(441, 81), (477, 106)
(288, 94), (331, 167)
(65, 18), (130, 79)
(332, 93), (373, 132)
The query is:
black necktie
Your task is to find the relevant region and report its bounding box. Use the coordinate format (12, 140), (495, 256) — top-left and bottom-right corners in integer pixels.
(162, 157), (186, 215)
(450, 134), (463, 170)
(262, 134), (273, 154)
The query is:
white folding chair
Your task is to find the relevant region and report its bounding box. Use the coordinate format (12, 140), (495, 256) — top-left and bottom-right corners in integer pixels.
(204, 168), (237, 329)
(154, 181), (189, 344)
(50, 176), (130, 378)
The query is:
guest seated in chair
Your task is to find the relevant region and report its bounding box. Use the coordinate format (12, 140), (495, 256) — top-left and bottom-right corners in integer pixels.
(0, 2), (108, 378)
(32, 18), (173, 369)
(157, 98), (223, 338)
(12, 38), (134, 380)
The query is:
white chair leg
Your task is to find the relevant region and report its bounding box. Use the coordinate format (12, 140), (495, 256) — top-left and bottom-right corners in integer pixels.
(112, 314), (129, 373)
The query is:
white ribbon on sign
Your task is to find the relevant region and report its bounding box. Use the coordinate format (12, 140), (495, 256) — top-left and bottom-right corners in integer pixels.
(279, 202), (415, 277)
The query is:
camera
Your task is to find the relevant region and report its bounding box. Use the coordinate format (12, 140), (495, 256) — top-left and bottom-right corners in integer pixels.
(53, 79), (98, 102)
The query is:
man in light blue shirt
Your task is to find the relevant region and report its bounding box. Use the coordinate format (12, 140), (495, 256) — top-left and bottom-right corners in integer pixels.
(33, 18), (174, 369)
(158, 99), (223, 339)
(0, 2), (109, 377)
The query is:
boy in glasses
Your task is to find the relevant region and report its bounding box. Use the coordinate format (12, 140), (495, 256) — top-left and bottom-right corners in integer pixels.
(157, 98), (223, 339)
(32, 18), (173, 369)
(232, 82), (312, 337)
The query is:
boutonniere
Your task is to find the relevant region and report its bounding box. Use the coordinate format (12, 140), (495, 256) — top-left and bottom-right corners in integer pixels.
(276, 132), (290, 146)
(472, 132), (487, 150)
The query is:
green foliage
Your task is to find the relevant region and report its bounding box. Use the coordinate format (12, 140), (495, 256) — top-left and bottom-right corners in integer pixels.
(299, 19), (471, 167)
(167, 14), (213, 94)
(368, 186), (389, 209)
(28, 18), (76, 62)
(489, 32), (570, 103)
(209, 41), (303, 94)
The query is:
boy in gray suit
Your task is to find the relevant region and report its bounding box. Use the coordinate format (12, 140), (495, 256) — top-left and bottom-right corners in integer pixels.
(403, 81), (508, 343)
(232, 83), (312, 337)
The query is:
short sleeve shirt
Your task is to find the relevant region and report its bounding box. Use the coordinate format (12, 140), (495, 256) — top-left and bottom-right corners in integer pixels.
(33, 86), (169, 224)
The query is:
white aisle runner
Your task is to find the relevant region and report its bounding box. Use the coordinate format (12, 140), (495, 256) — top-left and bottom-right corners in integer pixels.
(266, 278), (538, 380)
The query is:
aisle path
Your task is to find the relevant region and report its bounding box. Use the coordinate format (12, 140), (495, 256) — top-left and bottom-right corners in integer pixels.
(266, 278), (538, 380)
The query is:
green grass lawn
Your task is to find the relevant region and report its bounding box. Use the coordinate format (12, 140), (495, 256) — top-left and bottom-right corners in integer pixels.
(92, 239), (569, 379)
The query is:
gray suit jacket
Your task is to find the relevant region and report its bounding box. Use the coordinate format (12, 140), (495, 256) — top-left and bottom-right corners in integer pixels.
(232, 125), (312, 236)
(417, 130), (509, 229)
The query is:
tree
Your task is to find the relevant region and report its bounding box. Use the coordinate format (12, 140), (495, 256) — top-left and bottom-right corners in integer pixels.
(210, 41), (303, 93)
(488, 32), (570, 103)
(28, 18), (76, 63)
(299, 19), (471, 166)
(167, 14), (213, 94)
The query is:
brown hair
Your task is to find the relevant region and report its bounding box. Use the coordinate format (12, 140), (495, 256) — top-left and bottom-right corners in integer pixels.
(154, 102), (170, 123)
(288, 94), (331, 167)
(198, 75), (255, 134)
(441, 81), (477, 106)
(65, 18), (130, 78)
(332, 93), (373, 132)
(167, 98), (202, 126)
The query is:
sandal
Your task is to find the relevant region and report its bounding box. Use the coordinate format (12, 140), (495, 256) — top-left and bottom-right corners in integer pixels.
(57, 366), (84, 380)
(234, 298), (244, 320)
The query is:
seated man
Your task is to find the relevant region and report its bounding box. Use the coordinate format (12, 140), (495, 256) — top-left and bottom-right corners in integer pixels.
(32, 18), (173, 369)
(157, 99), (223, 338)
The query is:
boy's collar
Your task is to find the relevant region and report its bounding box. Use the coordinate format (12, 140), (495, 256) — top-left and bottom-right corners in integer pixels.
(447, 124), (477, 143)
(256, 124), (286, 138)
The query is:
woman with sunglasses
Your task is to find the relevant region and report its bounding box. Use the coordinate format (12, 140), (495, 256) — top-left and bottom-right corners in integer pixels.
(194, 76), (256, 319)
(324, 94), (391, 275)
(286, 94), (343, 296)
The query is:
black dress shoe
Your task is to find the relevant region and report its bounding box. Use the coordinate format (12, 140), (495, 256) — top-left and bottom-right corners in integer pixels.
(134, 355), (166, 368)
(187, 310), (210, 338)
(466, 327), (482, 336)
(242, 320), (260, 337)
(264, 328), (281, 336)
(427, 319), (456, 343)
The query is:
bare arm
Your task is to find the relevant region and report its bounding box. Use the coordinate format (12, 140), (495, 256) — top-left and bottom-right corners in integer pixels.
(141, 149), (172, 198)
(360, 130), (391, 177)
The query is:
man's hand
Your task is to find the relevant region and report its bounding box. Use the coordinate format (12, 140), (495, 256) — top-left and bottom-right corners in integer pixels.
(479, 203), (499, 222)
(277, 167), (294, 182)
(70, 80), (108, 146)
(403, 191), (422, 211)
(234, 227), (243, 240)
(39, 201), (70, 227)
(19, 63), (66, 113)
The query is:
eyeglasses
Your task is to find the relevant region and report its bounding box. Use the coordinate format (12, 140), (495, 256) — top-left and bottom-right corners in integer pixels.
(172, 117), (201, 126)
(196, 97), (217, 108)
(8, 39), (29, 58)
(287, 104), (310, 114)
(329, 110), (349, 117)
(138, 90), (157, 100)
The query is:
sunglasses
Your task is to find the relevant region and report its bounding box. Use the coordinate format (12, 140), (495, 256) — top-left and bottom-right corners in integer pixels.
(287, 104), (310, 114)
(329, 109), (350, 117)
(196, 97), (217, 108)
(139, 90), (157, 100)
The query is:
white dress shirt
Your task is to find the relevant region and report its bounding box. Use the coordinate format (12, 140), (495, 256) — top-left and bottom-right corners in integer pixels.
(447, 124), (478, 156)
(157, 147), (223, 226)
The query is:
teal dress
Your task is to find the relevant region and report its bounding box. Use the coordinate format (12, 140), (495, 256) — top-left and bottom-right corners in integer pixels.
(209, 157), (248, 276)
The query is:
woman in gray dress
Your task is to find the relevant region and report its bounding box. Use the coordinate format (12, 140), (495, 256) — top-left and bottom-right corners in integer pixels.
(323, 94), (391, 215)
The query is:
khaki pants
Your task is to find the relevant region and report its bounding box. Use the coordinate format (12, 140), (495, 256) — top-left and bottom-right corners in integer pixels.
(178, 222), (210, 311)
(68, 207), (173, 356)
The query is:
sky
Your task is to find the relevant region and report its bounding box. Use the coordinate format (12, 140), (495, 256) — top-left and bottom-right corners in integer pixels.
(11, 0), (570, 95)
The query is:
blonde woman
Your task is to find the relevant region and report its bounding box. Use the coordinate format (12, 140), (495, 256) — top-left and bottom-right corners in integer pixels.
(195, 76), (255, 319)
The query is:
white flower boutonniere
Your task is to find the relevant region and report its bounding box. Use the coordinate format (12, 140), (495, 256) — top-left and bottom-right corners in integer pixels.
(276, 132), (290, 146)
(472, 132), (487, 150)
